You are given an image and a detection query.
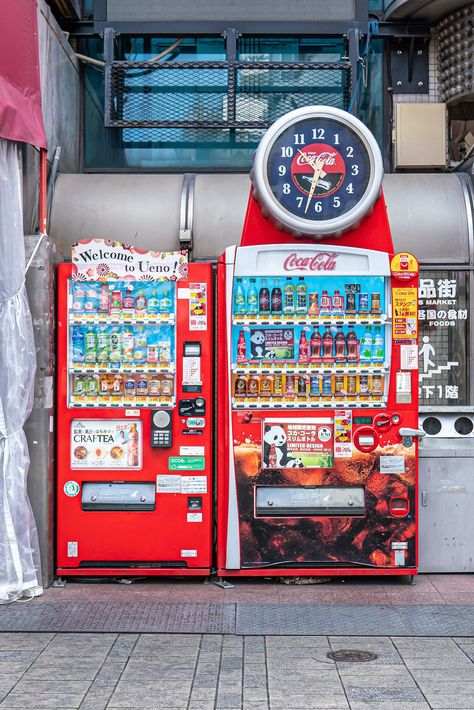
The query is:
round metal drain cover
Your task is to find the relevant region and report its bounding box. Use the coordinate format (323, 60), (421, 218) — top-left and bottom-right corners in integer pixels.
(327, 649), (378, 662)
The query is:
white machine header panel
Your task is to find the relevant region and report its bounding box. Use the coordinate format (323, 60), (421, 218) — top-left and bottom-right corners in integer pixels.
(229, 244), (390, 278)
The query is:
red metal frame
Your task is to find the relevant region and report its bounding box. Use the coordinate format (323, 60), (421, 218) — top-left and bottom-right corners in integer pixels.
(56, 263), (214, 576)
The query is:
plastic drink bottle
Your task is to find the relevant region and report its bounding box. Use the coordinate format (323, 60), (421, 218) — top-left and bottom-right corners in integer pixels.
(360, 326), (373, 362)
(335, 326), (346, 361)
(159, 289), (172, 314)
(98, 284), (110, 314)
(124, 376), (136, 397)
(283, 278), (295, 315)
(271, 279), (282, 315)
(134, 327), (147, 364)
(296, 278), (307, 315)
(246, 279), (258, 316)
(72, 328), (85, 363)
(109, 329), (121, 363)
(135, 290), (147, 316)
(97, 329), (109, 365)
(122, 328), (135, 362)
(110, 290), (122, 315)
(122, 287), (135, 314)
(308, 293), (319, 315)
(84, 285), (99, 313)
(236, 330), (247, 363)
(333, 290), (344, 315)
(310, 328), (322, 362)
(148, 290), (160, 314)
(234, 278), (246, 315)
(322, 326), (334, 361)
(346, 329), (358, 363)
(371, 326), (384, 363)
(127, 424), (139, 467)
(259, 280), (270, 315)
(159, 335), (171, 364)
(84, 327), (97, 363)
(320, 290), (332, 316)
(72, 284), (85, 314)
(147, 344), (159, 364)
(298, 331), (310, 363)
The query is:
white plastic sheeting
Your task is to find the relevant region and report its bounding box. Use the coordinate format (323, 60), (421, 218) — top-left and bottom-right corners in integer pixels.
(0, 139), (42, 602)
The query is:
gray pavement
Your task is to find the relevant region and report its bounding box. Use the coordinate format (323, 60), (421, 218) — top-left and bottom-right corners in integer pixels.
(0, 632), (473, 709)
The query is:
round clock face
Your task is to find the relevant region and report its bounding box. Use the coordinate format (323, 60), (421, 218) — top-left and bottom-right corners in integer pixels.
(252, 106), (383, 237)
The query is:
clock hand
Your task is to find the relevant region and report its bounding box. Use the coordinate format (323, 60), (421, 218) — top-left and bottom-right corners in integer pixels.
(305, 159), (325, 214)
(297, 149), (327, 179)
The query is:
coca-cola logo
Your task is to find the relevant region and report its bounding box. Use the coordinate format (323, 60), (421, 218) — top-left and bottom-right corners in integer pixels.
(283, 252), (338, 272)
(295, 151), (337, 167)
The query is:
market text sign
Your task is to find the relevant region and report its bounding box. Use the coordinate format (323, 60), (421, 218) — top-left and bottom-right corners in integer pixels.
(72, 239), (188, 281)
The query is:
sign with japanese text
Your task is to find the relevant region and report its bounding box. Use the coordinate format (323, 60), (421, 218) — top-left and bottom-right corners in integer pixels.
(418, 271), (469, 406)
(392, 287), (418, 342)
(70, 419), (142, 469)
(262, 418), (334, 469)
(72, 239), (188, 282)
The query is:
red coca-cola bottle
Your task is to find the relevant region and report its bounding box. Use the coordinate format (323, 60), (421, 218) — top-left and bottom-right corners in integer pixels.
(346, 329), (358, 363)
(310, 328), (322, 362)
(298, 331), (309, 363)
(335, 326), (346, 361)
(322, 326), (334, 362)
(236, 330), (247, 363)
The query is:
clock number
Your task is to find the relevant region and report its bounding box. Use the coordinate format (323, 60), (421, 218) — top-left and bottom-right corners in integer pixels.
(333, 196), (341, 208)
(312, 128), (325, 140)
(334, 133), (340, 145)
(283, 183), (291, 195)
(346, 146), (354, 158)
(346, 183), (354, 194)
(351, 164), (359, 176)
(293, 133), (305, 145)
(278, 165), (286, 176)
(296, 196), (304, 208)
(280, 146), (294, 158)
(314, 201), (322, 213)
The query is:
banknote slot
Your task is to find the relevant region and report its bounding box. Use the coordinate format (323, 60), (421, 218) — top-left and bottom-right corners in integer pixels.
(255, 486), (365, 517)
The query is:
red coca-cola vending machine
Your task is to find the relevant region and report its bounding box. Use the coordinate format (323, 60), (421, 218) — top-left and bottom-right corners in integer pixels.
(217, 106), (423, 578)
(56, 240), (213, 576)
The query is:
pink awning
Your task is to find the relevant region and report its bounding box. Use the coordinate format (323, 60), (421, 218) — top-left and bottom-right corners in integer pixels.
(0, 0), (47, 147)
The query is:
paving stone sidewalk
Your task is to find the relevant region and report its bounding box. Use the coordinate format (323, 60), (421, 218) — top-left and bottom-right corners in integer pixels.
(0, 632), (473, 709)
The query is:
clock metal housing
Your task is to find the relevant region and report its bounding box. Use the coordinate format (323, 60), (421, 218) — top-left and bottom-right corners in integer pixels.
(252, 106), (384, 238)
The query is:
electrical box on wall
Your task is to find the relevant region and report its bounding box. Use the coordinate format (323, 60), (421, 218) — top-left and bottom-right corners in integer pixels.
(394, 103), (447, 169)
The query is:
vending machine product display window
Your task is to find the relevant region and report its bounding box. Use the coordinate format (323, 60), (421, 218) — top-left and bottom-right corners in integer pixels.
(231, 272), (390, 408)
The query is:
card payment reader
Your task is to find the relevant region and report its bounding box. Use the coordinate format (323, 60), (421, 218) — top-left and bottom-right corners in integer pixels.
(151, 409), (173, 448)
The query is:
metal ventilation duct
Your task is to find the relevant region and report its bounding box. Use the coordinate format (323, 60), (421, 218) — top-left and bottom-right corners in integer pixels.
(436, 4), (474, 105)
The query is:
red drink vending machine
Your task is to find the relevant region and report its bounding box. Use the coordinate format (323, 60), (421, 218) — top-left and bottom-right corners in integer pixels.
(56, 241), (213, 576)
(217, 244), (419, 576)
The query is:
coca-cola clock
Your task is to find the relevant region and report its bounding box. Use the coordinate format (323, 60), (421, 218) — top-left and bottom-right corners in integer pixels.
(252, 106), (383, 238)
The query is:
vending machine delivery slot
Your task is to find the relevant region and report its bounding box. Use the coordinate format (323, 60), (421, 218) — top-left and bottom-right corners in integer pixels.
(81, 482), (156, 511)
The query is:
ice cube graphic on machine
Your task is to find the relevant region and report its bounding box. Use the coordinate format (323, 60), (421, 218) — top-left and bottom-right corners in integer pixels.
(217, 243), (419, 577)
(56, 257), (213, 576)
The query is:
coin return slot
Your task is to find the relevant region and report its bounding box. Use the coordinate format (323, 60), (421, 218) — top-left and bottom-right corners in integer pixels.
(255, 486), (365, 517)
(359, 435), (374, 447)
(81, 482), (155, 511)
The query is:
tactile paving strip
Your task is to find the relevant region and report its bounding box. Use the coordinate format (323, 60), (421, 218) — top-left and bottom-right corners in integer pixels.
(1, 601), (473, 635)
(235, 604), (474, 637)
(0, 602), (236, 634)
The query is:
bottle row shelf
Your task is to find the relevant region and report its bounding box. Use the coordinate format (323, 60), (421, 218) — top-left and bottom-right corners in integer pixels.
(69, 314), (175, 326)
(232, 364), (388, 375)
(69, 364), (175, 374)
(232, 398), (386, 410)
(232, 315), (389, 327)
(69, 396), (175, 408)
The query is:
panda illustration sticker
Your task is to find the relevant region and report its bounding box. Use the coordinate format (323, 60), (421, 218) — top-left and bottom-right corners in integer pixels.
(249, 328), (294, 361)
(262, 418), (334, 469)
